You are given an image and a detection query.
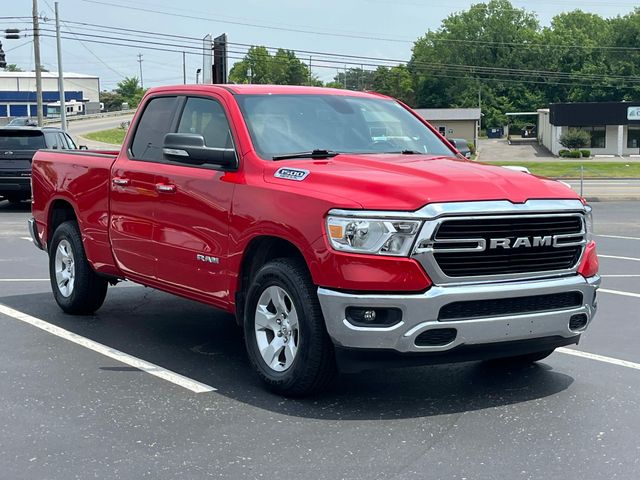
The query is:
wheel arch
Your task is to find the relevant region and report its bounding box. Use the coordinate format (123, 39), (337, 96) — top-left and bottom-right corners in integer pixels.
(234, 235), (311, 325)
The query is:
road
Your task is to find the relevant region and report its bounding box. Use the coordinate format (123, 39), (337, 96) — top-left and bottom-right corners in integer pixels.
(564, 179), (640, 201)
(0, 201), (639, 479)
(51, 115), (133, 148)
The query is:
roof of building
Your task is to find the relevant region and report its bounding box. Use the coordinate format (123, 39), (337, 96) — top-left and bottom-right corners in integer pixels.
(0, 71), (98, 79)
(414, 108), (482, 121)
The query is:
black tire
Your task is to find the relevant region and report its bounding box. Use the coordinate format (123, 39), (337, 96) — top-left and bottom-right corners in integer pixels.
(490, 348), (555, 366)
(244, 258), (336, 397)
(49, 220), (108, 314)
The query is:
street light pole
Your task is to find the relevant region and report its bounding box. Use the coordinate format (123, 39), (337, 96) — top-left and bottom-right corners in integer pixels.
(55, 2), (67, 131)
(32, 0), (44, 126)
(137, 53), (144, 88)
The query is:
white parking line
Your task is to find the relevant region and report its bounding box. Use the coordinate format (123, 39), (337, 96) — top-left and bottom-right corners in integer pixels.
(558, 348), (640, 371)
(599, 254), (640, 262)
(597, 234), (640, 241)
(599, 288), (640, 299)
(600, 275), (640, 278)
(0, 279), (49, 282)
(0, 304), (216, 394)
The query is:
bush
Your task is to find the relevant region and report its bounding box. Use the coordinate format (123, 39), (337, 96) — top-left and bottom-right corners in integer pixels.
(568, 150), (582, 158)
(580, 149), (591, 158)
(467, 142), (476, 155)
(559, 129), (591, 150)
(559, 149), (571, 157)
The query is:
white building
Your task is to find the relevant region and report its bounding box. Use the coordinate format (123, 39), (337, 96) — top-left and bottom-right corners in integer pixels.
(539, 102), (640, 156)
(0, 71), (99, 118)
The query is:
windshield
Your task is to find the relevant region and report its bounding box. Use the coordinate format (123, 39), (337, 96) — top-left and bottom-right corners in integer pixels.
(236, 94), (455, 160)
(0, 130), (46, 150)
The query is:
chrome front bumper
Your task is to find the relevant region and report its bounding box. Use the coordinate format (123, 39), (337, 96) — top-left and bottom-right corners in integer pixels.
(318, 275), (600, 354)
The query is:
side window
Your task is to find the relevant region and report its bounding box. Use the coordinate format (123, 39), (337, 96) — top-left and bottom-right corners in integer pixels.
(45, 132), (60, 149)
(177, 97), (232, 149)
(130, 96), (178, 162)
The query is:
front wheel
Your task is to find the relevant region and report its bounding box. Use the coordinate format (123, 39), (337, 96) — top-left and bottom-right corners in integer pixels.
(49, 220), (108, 314)
(244, 258), (336, 396)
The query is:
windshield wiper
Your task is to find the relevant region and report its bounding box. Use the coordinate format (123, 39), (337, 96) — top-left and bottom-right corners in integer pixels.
(272, 149), (340, 161)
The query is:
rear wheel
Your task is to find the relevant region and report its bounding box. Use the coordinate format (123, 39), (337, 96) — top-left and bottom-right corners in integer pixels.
(244, 258), (336, 396)
(49, 220), (108, 314)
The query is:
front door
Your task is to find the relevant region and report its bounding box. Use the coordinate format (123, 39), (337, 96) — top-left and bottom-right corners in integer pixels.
(152, 96), (236, 304)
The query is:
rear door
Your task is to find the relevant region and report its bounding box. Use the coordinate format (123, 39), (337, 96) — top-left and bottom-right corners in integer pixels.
(109, 95), (180, 280)
(152, 95), (237, 303)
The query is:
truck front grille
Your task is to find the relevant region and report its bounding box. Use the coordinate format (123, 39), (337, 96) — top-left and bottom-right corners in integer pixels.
(415, 213), (586, 282)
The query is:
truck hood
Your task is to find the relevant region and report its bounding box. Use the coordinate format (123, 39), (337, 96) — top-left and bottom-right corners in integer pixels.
(263, 153), (579, 211)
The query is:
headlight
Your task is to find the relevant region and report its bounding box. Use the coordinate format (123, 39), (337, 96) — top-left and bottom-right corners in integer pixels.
(585, 207), (593, 242)
(326, 215), (421, 256)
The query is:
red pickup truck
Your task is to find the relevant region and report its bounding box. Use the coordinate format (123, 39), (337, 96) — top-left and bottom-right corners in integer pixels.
(29, 85), (600, 396)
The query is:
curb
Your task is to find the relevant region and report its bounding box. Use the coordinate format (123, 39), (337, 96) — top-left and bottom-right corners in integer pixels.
(582, 196), (640, 202)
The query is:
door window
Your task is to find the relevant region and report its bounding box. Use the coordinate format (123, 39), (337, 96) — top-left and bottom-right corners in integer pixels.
(44, 131), (61, 149)
(177, 97), (233, 149)
(130, 96), (179, 162)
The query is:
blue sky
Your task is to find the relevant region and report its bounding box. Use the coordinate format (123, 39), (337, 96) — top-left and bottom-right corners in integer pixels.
(2, 0), (636, 90)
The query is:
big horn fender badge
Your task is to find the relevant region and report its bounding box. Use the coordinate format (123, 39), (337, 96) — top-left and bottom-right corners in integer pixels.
(274, 167), (310, 181)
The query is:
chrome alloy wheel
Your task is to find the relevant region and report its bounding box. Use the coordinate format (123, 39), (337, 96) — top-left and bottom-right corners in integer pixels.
(54, 239), (75, 298)
(254, 285), (300, 372)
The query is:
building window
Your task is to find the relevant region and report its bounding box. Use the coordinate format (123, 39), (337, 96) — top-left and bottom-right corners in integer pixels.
(438, 125), (446, 136)
(578, 126), (606, 149)
(628, 126), (640, 149)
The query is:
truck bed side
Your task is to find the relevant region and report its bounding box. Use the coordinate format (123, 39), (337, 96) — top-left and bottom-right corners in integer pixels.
(32, 149), (120, 276)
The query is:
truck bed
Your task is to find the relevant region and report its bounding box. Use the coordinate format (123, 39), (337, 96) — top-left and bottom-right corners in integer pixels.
(31, 149), (119, 274)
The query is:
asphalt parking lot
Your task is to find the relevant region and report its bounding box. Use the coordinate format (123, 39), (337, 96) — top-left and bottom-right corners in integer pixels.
(1, 200), (639, 480)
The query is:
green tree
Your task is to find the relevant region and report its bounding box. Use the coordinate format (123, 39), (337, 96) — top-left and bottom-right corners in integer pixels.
(372, 65), (415, 105)
(115, 76), (145, 108)
(99, 91), (125, 111)
(332, 67), (375, 91)
(410, 0), (539, 127)
(229, 46), (313, 85)
(559, 129), (591, 150)
(3, 64), (22, 72)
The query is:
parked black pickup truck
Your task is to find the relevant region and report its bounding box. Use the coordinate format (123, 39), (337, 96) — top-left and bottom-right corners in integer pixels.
(0, 126), (77, 203)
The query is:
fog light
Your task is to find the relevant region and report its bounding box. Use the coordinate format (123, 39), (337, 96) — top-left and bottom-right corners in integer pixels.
(569, 313), (588, 331)
(345, 307), (402, 327)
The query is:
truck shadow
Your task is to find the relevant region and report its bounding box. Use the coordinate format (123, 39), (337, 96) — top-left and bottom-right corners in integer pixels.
(1, 286), (574, 420)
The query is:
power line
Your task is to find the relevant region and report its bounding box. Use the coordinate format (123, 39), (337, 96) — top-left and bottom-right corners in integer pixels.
(36, 25), (640, 86)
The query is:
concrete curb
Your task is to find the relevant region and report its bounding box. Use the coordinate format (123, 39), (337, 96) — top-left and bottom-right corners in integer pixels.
(582, 196), (640, 202)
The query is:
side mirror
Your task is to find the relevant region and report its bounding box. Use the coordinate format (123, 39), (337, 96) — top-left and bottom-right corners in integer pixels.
(79, 145), (88, 150)
(163, 133), (237, 168)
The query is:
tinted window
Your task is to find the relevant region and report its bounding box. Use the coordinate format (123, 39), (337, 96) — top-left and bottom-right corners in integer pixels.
(177, 97), (232, 149)
(45, 132), (61, 149)
(236, 94), (454, 160)
(130, 96), (178, 161)
(0, 130), (46, 150)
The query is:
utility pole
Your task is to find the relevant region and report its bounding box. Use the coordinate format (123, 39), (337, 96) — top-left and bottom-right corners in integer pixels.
(182, 51), (186, 84)
(32, 0), (44, 126)
(137, 53), (144, 88)
(54, 2), (66, 131)
(308, 55), (312, 85)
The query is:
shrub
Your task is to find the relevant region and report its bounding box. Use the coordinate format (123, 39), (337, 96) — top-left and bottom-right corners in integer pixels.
(559, 129), (591, 150)
(467, 142), (476, 155)
(580, 149), (591, 158)
(559, 149), (571, 157)
(568, 150), (582, 158)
